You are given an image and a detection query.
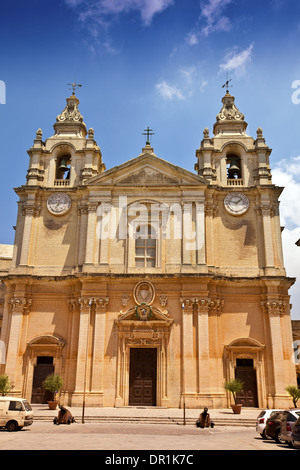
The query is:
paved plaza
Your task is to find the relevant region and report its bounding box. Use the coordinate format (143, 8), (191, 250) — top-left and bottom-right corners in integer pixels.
(0, 421), (294, 451)
(0, 406), (297, 452)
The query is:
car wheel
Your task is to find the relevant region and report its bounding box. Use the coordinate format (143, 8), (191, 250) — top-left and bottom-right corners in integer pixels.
(275, 431), (286, 444)
(6, 421), (19, 432)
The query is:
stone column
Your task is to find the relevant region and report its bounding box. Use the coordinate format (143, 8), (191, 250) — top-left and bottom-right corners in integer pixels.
(261, 205), (275, 271)
(195, 201), (206, 265)
(204, 201), (217, 267)
(77, 205), (88, 266)
(91, 297), (109, 404)
(181, 299), (195, 397)
(99, 203), (111, 265)
(5, 298), (32, 388)
(182, 203), (194, 266)
(195, 299), (211, 396)
(74, 298), (93, 402)
(19, 205), (40, 266)
(84, 202), (98, 267)
(261, 300), (292, 404)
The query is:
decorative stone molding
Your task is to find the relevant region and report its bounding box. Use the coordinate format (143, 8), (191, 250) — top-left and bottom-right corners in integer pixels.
(26, 168), (45, 182)
(159, 294), (168, 307)
(9, 297), (32, 314)
(94, 297), (109, 311)
(121, 295), (130, 308)
(27, 335), (66, 349)
(216, 93), (245, 122)
(78, 297), (92, 310)
(56, 95), (83, 123)
(77, 204), (89, 215)
(261, 300), (287, 316)
(255, 205), (274, 218)
(134, 281), (155, 305)
(70, 297), (109, 311)
(205, 202), (218, 218)
(124, 338), (162, 346)
(22, 204), (41, 217)
(181, 298), (224, 314)
(87, 202), (98, 213)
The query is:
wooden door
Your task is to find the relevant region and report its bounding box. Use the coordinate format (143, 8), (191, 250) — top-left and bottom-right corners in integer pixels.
(31, 357), (54, 404)
(235, 359), (258, 407)
(129, 348), (157, 406)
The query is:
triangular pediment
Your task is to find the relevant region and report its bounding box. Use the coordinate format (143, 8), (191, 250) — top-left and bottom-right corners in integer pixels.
(86, 153), (209, 187)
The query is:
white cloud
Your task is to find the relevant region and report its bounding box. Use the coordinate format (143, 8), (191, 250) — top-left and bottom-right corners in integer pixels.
(272, 156), (300, 319)
(272, 156), (300, 228)
(156, 66), (207, 100)
(65, 0), (174, 26)
(155, 81), (184, 100)
(186, 32), (199, 46)
(219, 43), (254, 77)
(186, 0), (233, 44)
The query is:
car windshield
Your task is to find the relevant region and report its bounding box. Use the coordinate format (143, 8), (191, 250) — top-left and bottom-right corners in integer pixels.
(257, 411), (265, 418)
(23, 400), (32, 411)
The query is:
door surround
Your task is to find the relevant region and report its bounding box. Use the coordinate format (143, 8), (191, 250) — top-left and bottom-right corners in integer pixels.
(115, 306), (173, 407)
(224, 337), (265, 408)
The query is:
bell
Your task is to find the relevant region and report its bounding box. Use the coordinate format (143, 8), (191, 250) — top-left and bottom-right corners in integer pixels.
(59, 158), (69, 172)
(228, 163), (240, 172)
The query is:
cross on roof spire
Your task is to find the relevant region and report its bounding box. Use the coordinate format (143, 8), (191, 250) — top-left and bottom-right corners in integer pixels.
(67, 82), (82, 95)
(222, 74), (232, 94)
(142, 126), (155, 145)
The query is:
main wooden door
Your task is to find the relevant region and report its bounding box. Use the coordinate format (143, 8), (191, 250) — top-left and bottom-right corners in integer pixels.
(31, 357), (54, 404)
(235, 359), (258, 407)
(129, 348), (157, 406)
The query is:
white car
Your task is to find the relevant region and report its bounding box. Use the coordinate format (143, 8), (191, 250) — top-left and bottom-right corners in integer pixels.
(0, 396), (33, 432)
(256, 409), (283, 439)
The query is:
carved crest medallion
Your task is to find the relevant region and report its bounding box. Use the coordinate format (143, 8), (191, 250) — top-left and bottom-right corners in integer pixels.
(134, 281), (155, 305)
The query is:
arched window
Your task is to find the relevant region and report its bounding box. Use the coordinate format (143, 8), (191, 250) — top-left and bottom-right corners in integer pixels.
(135, 225), (156, 268)
(226, 154), (242, 180)
(55, 155), (71, 185)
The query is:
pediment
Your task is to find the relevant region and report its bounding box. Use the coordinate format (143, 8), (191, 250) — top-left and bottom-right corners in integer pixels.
(117, 166), (179, 186)
(116, 305), (173, 325)
(86, 153), (208, 187)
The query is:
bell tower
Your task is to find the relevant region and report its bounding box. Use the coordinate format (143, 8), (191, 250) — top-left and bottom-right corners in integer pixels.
(194, 90), (287, 279)
(26, 92), (105, 188)
(195, 91), (272, 187)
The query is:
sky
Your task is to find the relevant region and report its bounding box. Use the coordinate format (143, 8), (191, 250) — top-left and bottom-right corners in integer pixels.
(0, 0), (300, 318)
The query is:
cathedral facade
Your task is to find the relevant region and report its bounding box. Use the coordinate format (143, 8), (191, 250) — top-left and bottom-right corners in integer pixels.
(0, 90), (297, 409)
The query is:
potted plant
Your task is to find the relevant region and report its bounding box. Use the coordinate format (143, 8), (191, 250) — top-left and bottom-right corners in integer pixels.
(0, 374), (13, 396)
(224, 379), (244, 414)
(43, 373), (63, 410)
(285, 385), (300, 408)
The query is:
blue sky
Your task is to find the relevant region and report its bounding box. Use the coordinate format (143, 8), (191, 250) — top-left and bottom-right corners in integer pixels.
(0, 0), (300, 318)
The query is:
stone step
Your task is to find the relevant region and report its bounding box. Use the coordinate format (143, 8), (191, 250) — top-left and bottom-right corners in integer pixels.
(33, 415), (256, 426)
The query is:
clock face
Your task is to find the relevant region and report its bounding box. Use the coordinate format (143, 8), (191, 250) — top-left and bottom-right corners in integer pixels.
(224, 193), (249, 216)
(47, 193), (71, 216)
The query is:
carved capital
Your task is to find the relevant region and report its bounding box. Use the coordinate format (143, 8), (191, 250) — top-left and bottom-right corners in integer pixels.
(261, 300), (286, 316)
(87, 202), (98, 213)
(9, 297), (32, 314)
(180, 298), (194, 312)
(22, 204), (41, 217)
(94, 297), (109, 311)
(205, 202), (218, 218)
(78, 297), (93, 311)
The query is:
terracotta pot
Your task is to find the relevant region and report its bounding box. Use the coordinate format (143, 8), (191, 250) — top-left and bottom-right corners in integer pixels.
(231, 404), (242, 414)
(47, 401), (58, 410)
